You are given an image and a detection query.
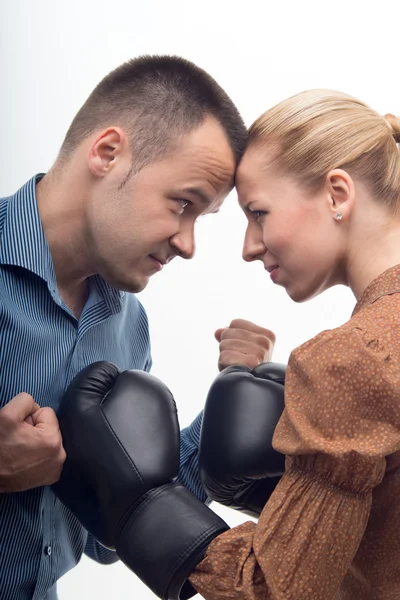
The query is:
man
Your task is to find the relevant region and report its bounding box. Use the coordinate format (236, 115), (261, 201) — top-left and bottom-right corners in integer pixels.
(0, 55), (274, 600)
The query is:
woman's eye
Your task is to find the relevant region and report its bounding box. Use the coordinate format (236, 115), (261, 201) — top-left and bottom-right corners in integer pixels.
(245, 204), (268, 221)
(249, 208), (268, 221)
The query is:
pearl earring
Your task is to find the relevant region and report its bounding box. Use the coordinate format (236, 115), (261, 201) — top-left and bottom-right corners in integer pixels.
(334, 211), (343, 221)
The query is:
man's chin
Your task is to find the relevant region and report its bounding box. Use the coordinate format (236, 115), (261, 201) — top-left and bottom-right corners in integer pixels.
(123, 278), (149, 294)
(102, 274), (150, 294)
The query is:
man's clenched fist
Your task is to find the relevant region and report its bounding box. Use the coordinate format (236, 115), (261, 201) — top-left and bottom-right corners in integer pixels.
(0, 393), (66, 493)
(215, 319), (276, 371)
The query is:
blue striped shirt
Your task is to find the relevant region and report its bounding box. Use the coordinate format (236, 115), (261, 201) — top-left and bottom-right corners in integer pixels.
(0, 176), (205, 600)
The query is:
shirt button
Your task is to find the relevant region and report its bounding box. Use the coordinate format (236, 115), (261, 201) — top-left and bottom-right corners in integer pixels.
(44, 545), (52, 556)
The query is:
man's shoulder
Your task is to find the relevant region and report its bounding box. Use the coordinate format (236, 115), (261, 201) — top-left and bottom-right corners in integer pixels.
(116, 293), (152, 370)
(0, 192), (12, 236)
(123, 292), (149, 323)
(0, 176), (41, 239)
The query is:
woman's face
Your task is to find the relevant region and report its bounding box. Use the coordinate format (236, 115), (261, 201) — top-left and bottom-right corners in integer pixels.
(236, 144), (347, 303)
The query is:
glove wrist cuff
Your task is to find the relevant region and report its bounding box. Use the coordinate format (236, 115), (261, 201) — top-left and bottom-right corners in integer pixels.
(116, 482), (229, 600)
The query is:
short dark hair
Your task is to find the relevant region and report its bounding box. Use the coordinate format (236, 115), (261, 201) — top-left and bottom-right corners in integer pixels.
(59, 55), (247, 170)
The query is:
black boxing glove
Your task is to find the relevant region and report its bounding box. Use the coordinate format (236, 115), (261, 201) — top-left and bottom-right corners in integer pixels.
(199, 362), (286, 518)
(52, 362), (229, 600)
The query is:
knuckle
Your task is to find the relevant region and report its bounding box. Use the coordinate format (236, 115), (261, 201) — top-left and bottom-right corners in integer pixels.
(219, 340), (233, 351)
(218, 350), (230, 362)
(219, 329), (230, 341)
(47, 433), (63, 453)
(265, 348), (274, 361)
(42, 406), (57, 419)
(230, 318), (255, 330)
(268, 330), (277, 343)
(257, 334), (271, 349)
(0, 409), (15, 428)
(218, 351), (236, 369)
(48, 455), (66, 484)
(238, 356), (258, 370)
(261, 328), (276, 343)
(229, 318), (244, 329)
(19, 392), (35, 401)
(59, 447), (67, 464)
(257, 349), (267, 363)
(222, 328), (244, 342)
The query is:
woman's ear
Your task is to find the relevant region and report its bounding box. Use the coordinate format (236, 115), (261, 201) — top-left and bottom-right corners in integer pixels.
(325, 169), (355, 222)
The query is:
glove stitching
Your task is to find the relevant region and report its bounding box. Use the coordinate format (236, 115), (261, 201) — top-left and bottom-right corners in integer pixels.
(100, 406), (144, 484)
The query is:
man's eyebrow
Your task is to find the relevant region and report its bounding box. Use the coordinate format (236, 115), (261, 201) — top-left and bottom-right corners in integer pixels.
(180, 187), (212, 205)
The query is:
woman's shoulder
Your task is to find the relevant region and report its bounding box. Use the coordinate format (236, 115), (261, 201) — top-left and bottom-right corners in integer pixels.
(279, 292), (400, 475)
(292, 290), (400, 366)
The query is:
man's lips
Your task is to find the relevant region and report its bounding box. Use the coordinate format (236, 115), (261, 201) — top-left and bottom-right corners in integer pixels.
(149, 255), (165, 271)
(149, 255), (175, 271)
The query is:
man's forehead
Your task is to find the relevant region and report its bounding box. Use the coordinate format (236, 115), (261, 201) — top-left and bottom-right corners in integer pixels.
(175, 154), (234, 192)
(181, 147), (235, 177)
(178, 126), (235, 169)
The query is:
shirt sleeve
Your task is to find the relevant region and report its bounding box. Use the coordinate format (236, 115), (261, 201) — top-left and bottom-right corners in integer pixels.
(144, 354), (152, 373)
(189, 326), (400, 599)
(177, 411), (209, 503)
(84, 534), (119, 565)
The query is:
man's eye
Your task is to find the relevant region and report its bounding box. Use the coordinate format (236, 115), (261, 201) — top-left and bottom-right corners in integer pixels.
(177, 199), (191, 210)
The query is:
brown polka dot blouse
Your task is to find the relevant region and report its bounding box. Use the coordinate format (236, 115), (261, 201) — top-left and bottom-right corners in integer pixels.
(189, 265), (400, 599)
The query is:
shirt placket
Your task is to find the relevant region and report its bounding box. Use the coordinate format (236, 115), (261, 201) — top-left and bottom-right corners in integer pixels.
(32, 487), (53, 600)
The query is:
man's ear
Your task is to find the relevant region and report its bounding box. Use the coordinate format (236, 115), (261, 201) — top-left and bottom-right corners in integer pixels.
(325, 168), (355, 221)
(88, 127), (127, 177)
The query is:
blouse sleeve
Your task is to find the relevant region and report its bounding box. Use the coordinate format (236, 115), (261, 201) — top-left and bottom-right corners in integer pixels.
(189, 325), (400, 600)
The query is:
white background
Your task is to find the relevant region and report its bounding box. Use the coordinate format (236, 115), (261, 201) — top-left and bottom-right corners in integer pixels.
(1, 0), (398, 598)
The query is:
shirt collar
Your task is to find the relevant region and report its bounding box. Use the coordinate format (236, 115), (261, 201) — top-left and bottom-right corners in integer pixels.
(0, 175), (124, 313)
(0, 174), (56, 286)
(352, 264), (400, 316)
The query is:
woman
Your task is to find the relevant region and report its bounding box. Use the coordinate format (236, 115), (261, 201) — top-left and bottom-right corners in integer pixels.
(189, 90), (400, 599)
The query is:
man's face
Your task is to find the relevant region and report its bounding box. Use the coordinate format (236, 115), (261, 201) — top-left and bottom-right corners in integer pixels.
(85, 117), (235, 292)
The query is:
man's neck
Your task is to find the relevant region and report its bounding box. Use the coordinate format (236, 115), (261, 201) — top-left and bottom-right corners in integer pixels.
(58, 279), (90, 320)
(36, 169), (93, 286)
(36, 169), (93, 317)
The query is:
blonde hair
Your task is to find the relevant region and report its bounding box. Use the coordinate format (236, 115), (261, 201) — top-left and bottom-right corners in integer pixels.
(248, 90), (400, 212)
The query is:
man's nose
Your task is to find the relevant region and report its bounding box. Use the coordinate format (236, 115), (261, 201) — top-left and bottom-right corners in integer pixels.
(170, 225), (196, 260)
